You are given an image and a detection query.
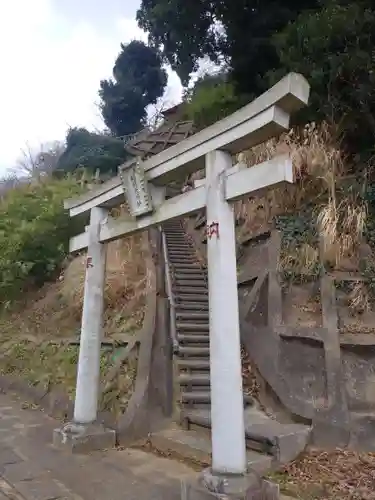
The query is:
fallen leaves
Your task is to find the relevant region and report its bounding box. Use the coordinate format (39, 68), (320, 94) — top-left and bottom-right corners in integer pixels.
(279, 448), (375, 499)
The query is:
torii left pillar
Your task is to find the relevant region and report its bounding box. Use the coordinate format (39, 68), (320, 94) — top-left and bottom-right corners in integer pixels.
(53, 206), (116, 453)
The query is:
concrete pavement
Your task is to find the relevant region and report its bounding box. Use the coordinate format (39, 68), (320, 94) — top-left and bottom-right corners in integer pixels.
(0, 392), (196, 500)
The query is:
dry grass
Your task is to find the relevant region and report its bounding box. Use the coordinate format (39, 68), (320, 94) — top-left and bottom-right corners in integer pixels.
(318, 199), (367, 269)
(234, 122), (374, 319)
(279, 243), (320, 279)
(347, 281), (371, 315)
(235, 122), (364, 251)
(191, 121), (363, 265)
(238, 123), (350, 221)
(241, 346), (260, 400)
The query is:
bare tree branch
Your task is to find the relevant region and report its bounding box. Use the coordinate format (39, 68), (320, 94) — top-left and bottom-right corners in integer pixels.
(11, 141), (66, 178)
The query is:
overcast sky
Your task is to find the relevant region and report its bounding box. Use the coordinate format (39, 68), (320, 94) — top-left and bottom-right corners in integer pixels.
(0, 0), (183, 174)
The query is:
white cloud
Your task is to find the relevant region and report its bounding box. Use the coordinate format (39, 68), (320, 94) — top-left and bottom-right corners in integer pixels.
(0, 1), (183, 173)
(115, 18), (149, 43)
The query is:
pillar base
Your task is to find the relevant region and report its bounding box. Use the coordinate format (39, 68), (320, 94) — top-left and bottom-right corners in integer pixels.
(53, 421), (116, 454)
(181, 468), (280, 500)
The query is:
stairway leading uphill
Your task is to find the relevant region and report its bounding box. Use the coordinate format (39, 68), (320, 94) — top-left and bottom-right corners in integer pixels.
(163, 220), (253, 411)
(161, 220), (311, 473)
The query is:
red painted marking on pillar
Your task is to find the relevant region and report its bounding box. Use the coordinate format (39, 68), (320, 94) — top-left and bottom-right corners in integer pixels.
(86, 256), (93, 269)
(206, 222), (219, 240)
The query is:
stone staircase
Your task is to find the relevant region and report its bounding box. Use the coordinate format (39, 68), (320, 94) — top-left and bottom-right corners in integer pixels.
(164, 220), (253, 412)
(153, 219), (311, 474)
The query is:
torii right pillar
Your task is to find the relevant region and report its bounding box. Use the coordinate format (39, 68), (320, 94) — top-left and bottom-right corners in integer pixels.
(182, 149), (280, 500)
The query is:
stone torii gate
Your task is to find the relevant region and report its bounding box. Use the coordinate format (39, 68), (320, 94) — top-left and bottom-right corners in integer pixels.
(55, 73), (309, 497)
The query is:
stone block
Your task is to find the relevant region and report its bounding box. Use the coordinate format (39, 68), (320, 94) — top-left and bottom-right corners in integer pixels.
(181, 468), (280, 500)
(53, 422), (116, 454)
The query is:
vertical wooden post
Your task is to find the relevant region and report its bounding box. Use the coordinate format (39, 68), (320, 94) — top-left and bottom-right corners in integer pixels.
(206, 150), (247, 475)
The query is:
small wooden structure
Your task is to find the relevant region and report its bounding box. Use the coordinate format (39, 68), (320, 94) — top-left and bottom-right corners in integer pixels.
(124, 103), (194, 158)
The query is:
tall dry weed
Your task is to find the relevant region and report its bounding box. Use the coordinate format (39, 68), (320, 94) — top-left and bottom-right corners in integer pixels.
(235, 121), (368, 273)
(60, 228), (150, 337)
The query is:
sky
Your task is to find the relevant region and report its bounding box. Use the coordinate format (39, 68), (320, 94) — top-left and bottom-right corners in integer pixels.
(0, 0), (184, 174)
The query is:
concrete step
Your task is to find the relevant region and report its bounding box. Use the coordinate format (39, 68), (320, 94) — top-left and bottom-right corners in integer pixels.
(166, 241), (187, 246)
(171, 264), (205, 271)
(170, 249), (194, 254)
(169, 249), (195, 253)
(177, 334), (209, 344)
(165, 225), (184, 228)
(181, 408), (310, 465)
(178, 346), (210, 357)
(177, 359), (210, 370)
(181, 391), (253, 406)
(169, 255), (196, 261)
(180, 391), (212, 404)
(177, 322), (209, 332)
(173, 287), (208, 295)
(174, 273), (205, 281)
(179, 373), (210, 385)
(244, 410), (311, 465)
(174, 280), (207, 288)
(149, 426), (273, 475)
(167, 243), (192, 248)
(171, 254), (196, 259)
(173, 267), (207, 276)
(167, 243), (192, 247)
(175, 294), (209, 303)
(169, 264), (200, 266)
(168, 249), (195, 255)
(174, 274), (206, 282)
(170, 260), (199, 266)
(176, 311), (209, 321)
(175, 303), (209, 311)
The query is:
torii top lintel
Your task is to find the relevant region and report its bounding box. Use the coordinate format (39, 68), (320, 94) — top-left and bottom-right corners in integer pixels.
(64, 73), (309, 218)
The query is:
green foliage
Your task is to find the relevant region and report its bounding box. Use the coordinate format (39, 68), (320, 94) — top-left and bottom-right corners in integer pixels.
(363, 184), (375, 244)
(138, 0), (374, 159)
(57, 127), (129, 176)
(99, 40), (167, 136)
(0, 178), (83, 306)
(275, 213), (321, 284)
(275, 213), (317, 248)
(271, 0), (375, 157)
(361, 183), (375, 295)
(0, 341), (111, 397)
(137, 0), (220, 85)
(184, 75), (248, 129)
(137, 0), (319, 92)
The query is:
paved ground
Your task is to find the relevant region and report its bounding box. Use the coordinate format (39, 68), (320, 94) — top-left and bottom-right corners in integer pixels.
(0, 392), (197, 500)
